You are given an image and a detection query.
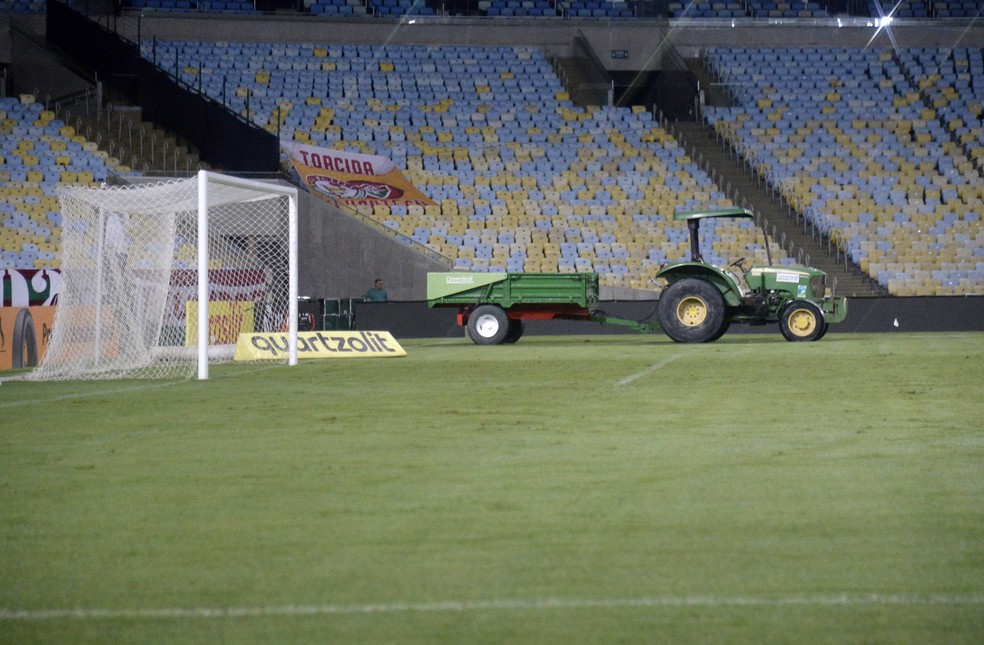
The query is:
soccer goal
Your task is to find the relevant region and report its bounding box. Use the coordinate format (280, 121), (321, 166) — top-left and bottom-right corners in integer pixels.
(29, 171), (298, 381)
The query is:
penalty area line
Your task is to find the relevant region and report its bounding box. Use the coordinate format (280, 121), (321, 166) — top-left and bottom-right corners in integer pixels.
(3, 594), (983, 620)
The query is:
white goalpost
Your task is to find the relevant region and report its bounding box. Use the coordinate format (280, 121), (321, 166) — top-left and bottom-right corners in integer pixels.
(29, 170), (298, 381)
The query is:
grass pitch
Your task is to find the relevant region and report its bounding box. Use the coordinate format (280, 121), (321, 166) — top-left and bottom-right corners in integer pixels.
(1, 332), (982, 644)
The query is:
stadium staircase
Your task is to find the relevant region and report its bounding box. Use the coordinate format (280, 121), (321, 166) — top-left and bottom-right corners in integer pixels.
(551, 57), (606, 107)
(55, 91), (208, 176)
(684, 57), (732, 111)
(671, 120), (888, 298)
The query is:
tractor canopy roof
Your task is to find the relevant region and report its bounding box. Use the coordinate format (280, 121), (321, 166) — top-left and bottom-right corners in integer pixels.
(672, 207), (755, 222)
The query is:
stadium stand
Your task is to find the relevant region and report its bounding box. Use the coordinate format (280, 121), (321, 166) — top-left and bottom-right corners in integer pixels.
(306, 0), (369, 15)
(0, 95), (144, 270)
(747, 1), (827, 18)
(0, 0), (46, 11)
(104, 0), (978, 17)
(365, 0), (435, 15)
(668, 1), (746, 18)
(483, 0), (558, 16)
(120, 0), (260, 11)
(927, 1), (981, 18)
(865, 0), (978, 19)
(704, 47), (983, 296)
(868, 0), (929, 18)
(6, 10), (981, 291)
(555, 0), (633, 18)
(139, 39), (790, 288)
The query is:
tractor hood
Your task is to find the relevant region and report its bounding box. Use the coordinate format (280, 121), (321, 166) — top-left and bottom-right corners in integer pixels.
(746, 266), (827, 299)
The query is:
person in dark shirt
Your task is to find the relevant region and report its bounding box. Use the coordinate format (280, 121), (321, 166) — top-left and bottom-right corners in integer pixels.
(363, 278), (388, 302)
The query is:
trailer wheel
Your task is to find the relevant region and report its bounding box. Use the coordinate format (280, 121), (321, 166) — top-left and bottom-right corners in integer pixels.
(780, 300), (825, 342)
(657, 278), (726, 343)
(503, 318), (525, 344)
(466, 305), (510, 345)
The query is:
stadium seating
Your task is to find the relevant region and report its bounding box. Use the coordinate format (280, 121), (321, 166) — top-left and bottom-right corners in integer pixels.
(364, 0), (435, 15)
(0, 0), (46, 12)
(927, 0), (980, 18)
(107, 0), (984, 17)
(120, 0), (260, 11)
(865, 0), (978, 18)
(140, 39), (793, 289)
(704, 47), (983, 295)
(555, 0), (633, 18)
(482, 0), (557, 16)
(747, 1), (826, 17)
(667, 1), (746, 18)
(307, 0), (369, 15)
(0, 95), (145, 271)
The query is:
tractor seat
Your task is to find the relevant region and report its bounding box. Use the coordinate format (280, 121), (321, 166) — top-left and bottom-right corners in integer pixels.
(724, 268), (751, 297)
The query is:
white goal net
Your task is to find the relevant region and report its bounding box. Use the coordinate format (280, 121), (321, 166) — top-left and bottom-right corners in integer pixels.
(29, 171), (298, 381)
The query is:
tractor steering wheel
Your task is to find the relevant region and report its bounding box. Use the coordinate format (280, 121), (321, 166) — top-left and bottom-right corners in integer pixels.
(730, 257), (746, 270)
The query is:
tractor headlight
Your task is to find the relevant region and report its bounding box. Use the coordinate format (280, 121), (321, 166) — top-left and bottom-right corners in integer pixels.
(809, 275), (826, 298)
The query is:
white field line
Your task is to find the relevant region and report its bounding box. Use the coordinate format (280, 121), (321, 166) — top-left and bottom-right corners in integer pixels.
(3, 594), (983, 620)
(0, 379), (186, 409)
(0, 363), (285, 410)
(615, 353), (686, 386)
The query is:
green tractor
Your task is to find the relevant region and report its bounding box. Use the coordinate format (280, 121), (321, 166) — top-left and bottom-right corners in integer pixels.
(654, 207), (847, 343)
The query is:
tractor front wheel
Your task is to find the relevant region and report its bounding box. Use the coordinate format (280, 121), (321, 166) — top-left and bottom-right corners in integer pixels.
(466, 305), (511, 345)
(779, 300), (826, 342)
(657, 278), (727, 343)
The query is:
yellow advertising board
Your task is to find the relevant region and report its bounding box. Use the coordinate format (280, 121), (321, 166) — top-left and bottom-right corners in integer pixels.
(185, 301), (256, 346)
(234, 330), (406, 361)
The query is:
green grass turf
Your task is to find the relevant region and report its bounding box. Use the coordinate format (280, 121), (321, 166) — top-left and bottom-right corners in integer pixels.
(1, 332), (982, 644)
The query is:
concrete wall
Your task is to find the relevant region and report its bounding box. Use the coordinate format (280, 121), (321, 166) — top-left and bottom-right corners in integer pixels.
(1, 15), (48, 95)
(665, 20), (984, 58)
(8, 23), (93, 100)
(355, 296), (984, 338)
(0, 16), (10, 68)
(6, 10), (984, 77)
(297, 191), (448, 301)
(108, 15), (984, 73)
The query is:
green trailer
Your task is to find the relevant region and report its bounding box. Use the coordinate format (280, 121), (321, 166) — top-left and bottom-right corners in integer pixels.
(427, 207), (848, 345)
(426, 272), (657, 345)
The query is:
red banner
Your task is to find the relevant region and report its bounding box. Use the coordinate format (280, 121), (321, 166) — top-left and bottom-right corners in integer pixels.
(281, 141), (435, 209)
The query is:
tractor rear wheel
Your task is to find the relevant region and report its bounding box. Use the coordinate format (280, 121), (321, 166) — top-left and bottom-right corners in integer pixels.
(779, 300), (825, 342)
(657, 278), (727, 343)
(466, 305), (511, 345)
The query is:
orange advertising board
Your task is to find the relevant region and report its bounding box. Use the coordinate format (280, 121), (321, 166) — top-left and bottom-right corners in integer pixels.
(0, 306), (56, 371)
